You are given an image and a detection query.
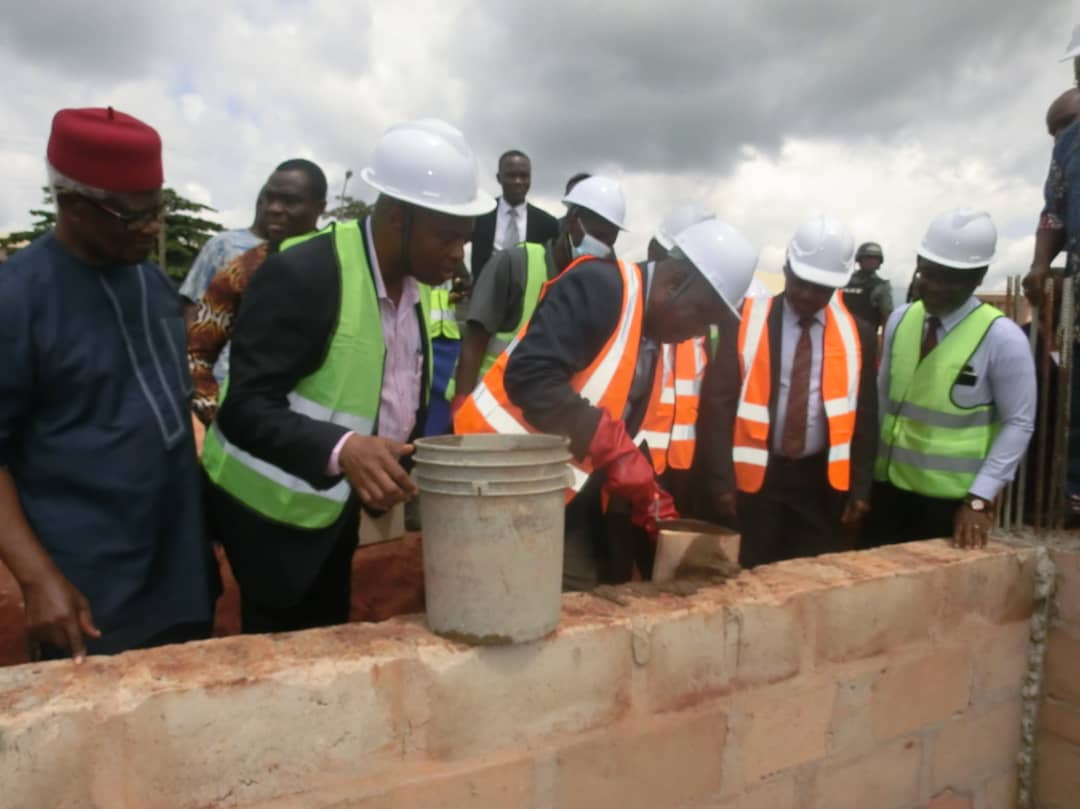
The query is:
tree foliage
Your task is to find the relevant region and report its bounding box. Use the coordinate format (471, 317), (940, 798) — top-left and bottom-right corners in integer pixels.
(324, 193), (373, 222)
(1, 187), (224, 282)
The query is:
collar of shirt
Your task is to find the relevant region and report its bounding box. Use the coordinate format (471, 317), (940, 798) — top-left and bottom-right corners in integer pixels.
(937, 295), (982, 335)
(366, 217), (419, 310)
(498, 197), (526, 218)
(781, 296), (826, 329)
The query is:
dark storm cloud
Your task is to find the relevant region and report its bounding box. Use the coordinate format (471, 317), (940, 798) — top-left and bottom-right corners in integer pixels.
(452, 0), (1071, 189)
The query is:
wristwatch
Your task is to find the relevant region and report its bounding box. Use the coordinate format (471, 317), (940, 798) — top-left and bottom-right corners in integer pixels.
(965, 495), (991, 513)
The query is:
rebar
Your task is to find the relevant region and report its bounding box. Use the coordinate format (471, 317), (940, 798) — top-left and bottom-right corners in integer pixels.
(1034, 278), (1055, 534)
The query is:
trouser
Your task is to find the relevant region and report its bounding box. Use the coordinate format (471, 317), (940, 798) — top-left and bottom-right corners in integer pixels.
(858, 481), (961, 548)
(562, 476), (654, 592)
(1069, 347), (1080, 497)
(240, 524), (356, 634)
(735, 452), (848, 568)
(36, 621), (212, 662)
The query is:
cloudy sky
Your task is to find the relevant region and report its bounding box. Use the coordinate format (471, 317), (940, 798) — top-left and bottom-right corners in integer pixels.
(0, 1), (1076, 291)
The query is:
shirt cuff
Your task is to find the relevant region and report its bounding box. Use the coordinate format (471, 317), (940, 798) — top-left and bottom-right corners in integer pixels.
(327, 431), (355, 476)
(968, 473), (1004, 503)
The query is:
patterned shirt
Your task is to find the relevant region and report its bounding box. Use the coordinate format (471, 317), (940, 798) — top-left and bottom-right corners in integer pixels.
(187, 242), (270, 425)
(178, 227), (264, 304)
(1041, 118), (1080, 276)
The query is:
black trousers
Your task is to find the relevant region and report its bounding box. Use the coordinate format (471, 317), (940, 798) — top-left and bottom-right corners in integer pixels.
(736, 452), (848, 568)
(240, 524), (356, 634)
(858, 481), (961, 548)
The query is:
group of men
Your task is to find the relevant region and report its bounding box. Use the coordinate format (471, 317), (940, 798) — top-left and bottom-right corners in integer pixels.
(0, 94), (1048, 662)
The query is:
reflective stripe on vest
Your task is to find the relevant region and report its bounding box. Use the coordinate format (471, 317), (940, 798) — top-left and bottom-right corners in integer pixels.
(732, 294), (861, 494)
(202, 220), (431, 529)
(426, 286), (461, 340)
(633, 338), (707, 472)
(480, 243), (548, 379)
(874, 301), (1002, 499)
(454, 257), (643, 499)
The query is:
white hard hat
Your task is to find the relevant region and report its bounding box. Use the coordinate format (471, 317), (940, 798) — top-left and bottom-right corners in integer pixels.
(917, 208), (997, 269)
(561, 175), (628, 230)
(655, 202), (714, 250)
(786, 215), (855, 288)
(673, 218), (758, 316)
(1062, 24), (1080, 61)
(360, 119), (496, 217)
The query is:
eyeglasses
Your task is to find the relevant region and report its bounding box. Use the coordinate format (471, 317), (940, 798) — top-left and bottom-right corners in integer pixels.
(78, 195), (166, 230)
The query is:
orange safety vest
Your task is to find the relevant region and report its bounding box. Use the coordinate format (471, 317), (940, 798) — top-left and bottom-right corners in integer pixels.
(454, 258), (703, 497)
(633, 339), (708, 473)
(732, 293), (860, 494)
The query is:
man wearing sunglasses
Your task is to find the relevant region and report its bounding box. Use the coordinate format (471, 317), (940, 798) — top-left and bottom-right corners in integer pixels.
(0, 107), (216, 662)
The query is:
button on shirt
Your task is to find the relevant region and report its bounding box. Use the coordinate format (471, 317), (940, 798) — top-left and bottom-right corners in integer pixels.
(493, 198), (528, 251)
(878, 297), (1037, 501)
(772, 299), (827, 457)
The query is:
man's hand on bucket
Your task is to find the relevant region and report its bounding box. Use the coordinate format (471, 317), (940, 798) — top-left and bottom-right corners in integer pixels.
(339, 435), (417, 511)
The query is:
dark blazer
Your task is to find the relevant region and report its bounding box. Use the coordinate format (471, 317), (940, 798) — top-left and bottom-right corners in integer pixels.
(698, 292), (878, 502)
(470, 199), (560, 280)
(207, 220), (430, 607)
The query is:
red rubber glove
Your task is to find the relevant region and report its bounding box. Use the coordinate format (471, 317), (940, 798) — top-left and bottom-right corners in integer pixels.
(632, 488), (679, 541)
(450, 393), (469, 418)
(588, 409), (679, 538)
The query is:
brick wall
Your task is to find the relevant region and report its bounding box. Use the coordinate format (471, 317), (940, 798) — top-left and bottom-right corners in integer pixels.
(1038, 539), (1080, 809)
(0, 541), (1037, 809)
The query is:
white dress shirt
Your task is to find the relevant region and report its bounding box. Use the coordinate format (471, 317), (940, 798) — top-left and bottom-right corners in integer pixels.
(772, 298), (828, 457)
(493, 198), (528, 251)
(878, 297), (1037, 501)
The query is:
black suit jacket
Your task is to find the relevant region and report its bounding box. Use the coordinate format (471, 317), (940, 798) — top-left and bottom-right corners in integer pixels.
(470, 200), (560, 280)
(698, 292), (878, 502)
(207, 221), (430, 607)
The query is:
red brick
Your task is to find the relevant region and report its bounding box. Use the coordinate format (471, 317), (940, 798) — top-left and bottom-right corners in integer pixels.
(1042, 697), (1080, 745)
(810, 735), (922, 809)
(812, 572), (938, 663)
(925, 789), (973, 809)
(971, 622), (1030, 702)
(343, 753), (536, 809)
(739, 678), (836, 782)
(553, 710), (727, 809)
(930, 700), (1023, 792)
(1045, 626), (1080, 706)
(871, 647), (971, 740)
(706, 777), (797, 809)
(1051, 548), (1080, 630)
(645, 607), (738, 713)
(1037, 731), (1080, 809)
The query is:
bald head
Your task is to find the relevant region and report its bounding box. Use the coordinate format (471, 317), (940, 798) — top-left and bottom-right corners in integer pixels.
(1046, 88), (1080, 137)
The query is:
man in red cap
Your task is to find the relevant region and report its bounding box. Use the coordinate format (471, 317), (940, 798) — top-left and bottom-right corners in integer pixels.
(0, 107), (216, 662)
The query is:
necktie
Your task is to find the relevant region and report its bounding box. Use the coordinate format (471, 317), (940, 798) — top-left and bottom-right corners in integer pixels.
(781, 317), (814, 459)
(921, 316), (941, 360)
(502, 207), (521, 249)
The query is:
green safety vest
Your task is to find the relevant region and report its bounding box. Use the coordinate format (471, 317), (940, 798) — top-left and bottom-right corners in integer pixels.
(874, 301), (1003, 499)
(202, 220), (432, 530)
(427, 286), (461, 341)
(479, 243), (547, 378)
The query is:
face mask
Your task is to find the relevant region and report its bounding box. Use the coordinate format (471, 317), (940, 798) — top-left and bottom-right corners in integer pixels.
(569, 221), (613, 259)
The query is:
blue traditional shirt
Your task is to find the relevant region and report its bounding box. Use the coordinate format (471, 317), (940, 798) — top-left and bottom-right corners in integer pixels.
(0, 233), (215, 654)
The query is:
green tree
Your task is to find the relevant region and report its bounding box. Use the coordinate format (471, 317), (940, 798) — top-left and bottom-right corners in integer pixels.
(0, 187), (56, 252)
(325, 193), (373, 222)
(1, 187), (223, 283)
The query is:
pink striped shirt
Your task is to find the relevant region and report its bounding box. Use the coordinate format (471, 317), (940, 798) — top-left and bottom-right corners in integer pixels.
(327, 219), (422, 474)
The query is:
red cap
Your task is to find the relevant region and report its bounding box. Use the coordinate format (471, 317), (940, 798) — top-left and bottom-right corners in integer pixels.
(47, 107), (163, 193)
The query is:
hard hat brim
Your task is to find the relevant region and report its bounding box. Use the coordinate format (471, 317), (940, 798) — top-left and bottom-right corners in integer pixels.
(654, 233), (675, 250)
(1061, 47), (1080, 61)
(361, 167), (497, 217)
(916, 246), (992, 270)
(787, 256), (854, 288)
